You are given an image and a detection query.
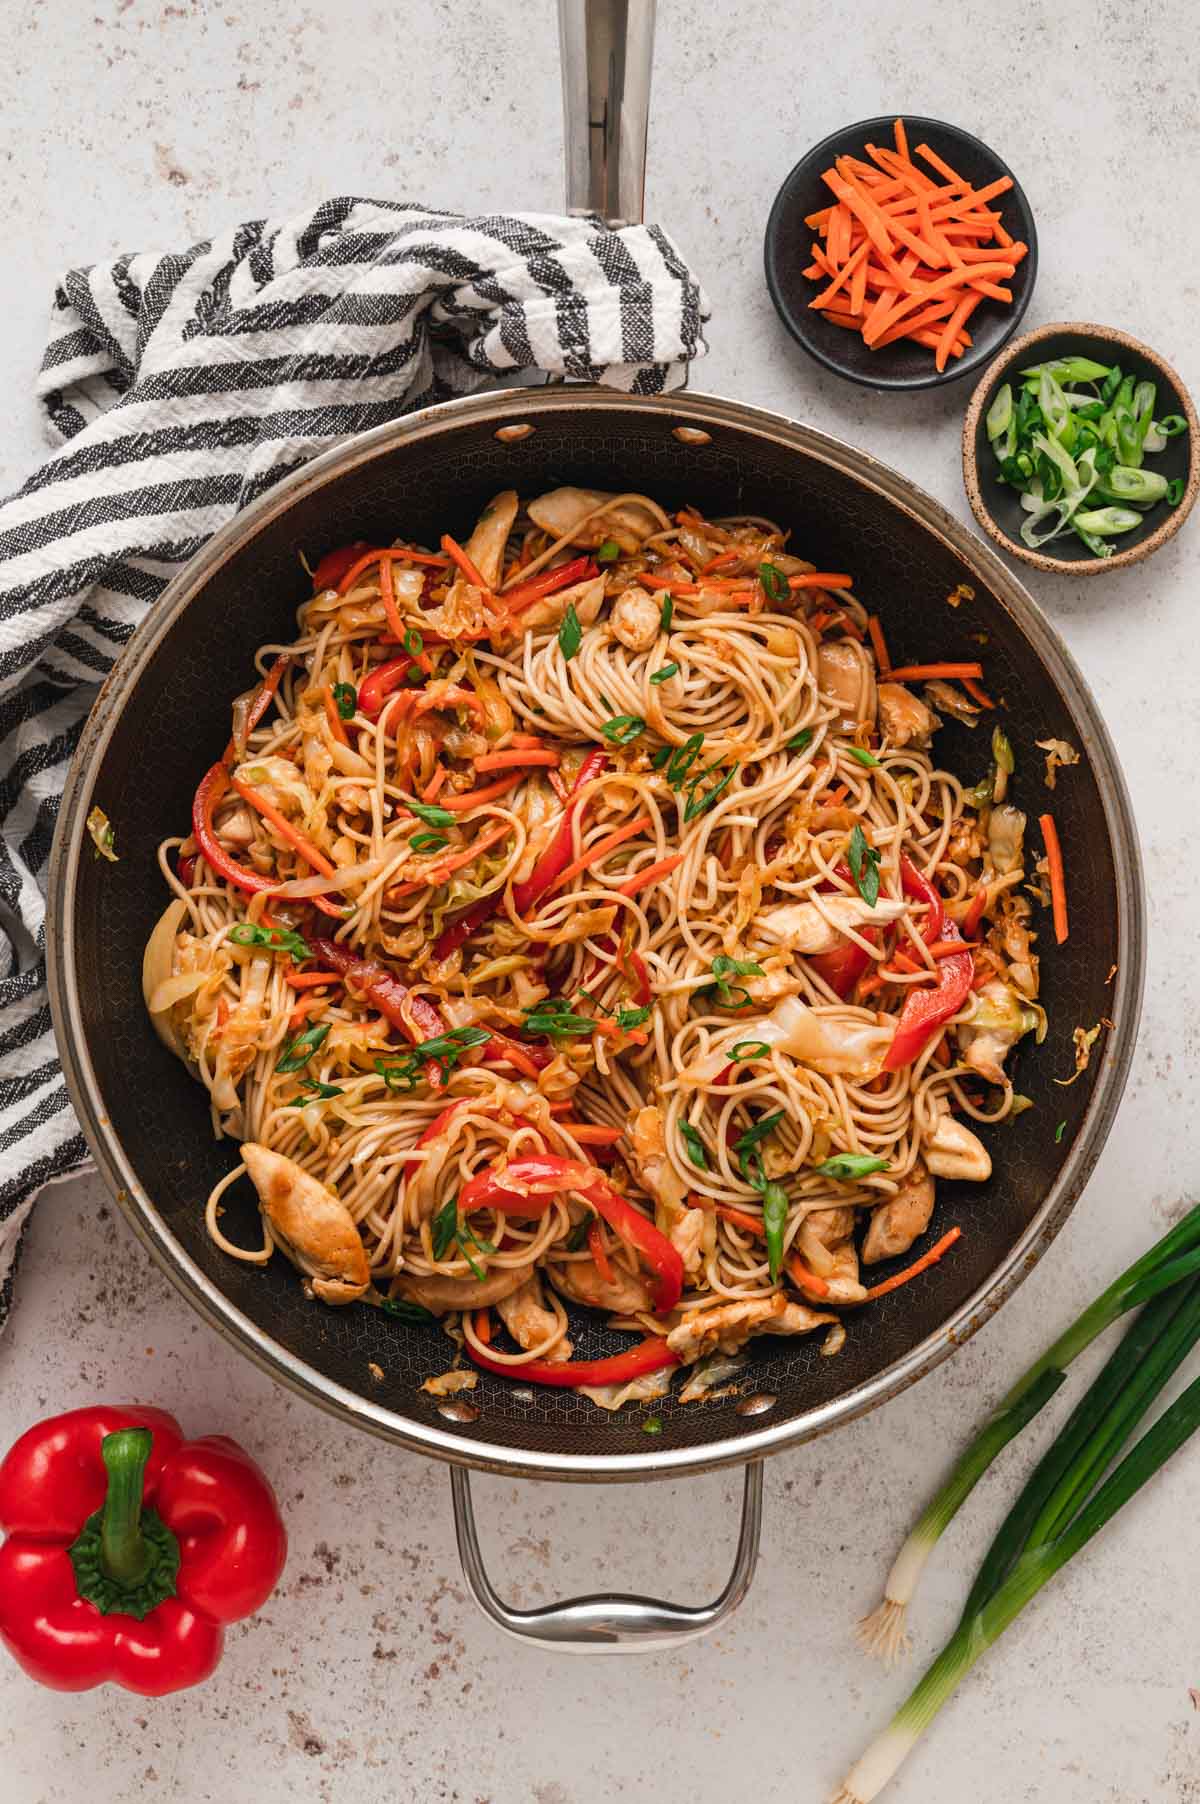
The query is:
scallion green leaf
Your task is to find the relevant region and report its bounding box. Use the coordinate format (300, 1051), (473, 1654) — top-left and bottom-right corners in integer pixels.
(558, 602), (582, 662)
(596, 538), (622, 563)
(846, 745), (880, 768)
(407, 800), (456, 827)
(679, 1121), (709, 1170)
(816, 1152), (890, 1181)
(847, 823), (882, 907)
(786, 727), (814, 754)
(600, 714), (646, 746)
(276, 1021), (331, 1073)
(660, 593), (674, 631)
(332, 682), (357, 719)
(762, 1181), (789, 1282)
(229, 922), (313, 961)
(650, 663), (679, 685)
(758, 561), (790, 603)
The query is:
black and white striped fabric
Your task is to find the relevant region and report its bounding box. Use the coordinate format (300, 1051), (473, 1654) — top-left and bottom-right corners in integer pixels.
(0, 197), (710, 1326)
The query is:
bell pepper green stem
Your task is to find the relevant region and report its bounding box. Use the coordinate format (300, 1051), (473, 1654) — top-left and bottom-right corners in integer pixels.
(98, 1429), (155, 1586)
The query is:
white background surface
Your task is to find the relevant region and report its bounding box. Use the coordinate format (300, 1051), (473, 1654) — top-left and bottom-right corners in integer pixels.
(2, 2), (1198, 1800)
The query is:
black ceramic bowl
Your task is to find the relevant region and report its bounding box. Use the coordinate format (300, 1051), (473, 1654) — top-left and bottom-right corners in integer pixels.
(764, 115), (1038, 392)
(963, 320), (1199, 574)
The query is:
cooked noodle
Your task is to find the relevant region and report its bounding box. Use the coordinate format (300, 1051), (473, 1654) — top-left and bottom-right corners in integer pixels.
(144, 486), (1044, 1396)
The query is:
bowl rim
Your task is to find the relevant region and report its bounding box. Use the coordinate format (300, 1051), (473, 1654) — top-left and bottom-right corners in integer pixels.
(962, 319), (1200, 574)
(47, 384), (1146, 1481)
(764, 112), (1038, 393)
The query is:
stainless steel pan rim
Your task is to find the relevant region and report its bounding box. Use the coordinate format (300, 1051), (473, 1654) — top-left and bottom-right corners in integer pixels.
(48, 382), (1146, 1484)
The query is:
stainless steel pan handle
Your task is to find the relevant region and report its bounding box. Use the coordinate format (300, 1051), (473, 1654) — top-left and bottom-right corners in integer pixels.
(558, 0), (656, 226)
(450, 1461), (762, 1651)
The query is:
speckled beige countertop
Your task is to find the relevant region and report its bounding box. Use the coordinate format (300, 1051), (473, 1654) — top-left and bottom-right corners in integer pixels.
(2, 2), (1199, 1800)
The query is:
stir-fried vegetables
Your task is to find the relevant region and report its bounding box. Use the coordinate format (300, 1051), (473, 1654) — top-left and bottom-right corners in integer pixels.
(986, 354), (1189, 553)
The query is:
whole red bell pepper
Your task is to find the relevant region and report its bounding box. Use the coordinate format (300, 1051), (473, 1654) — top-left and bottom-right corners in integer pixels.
(459, 1155), (684, 1314)
(0, 1406), (286, 1696)
(883, 863), (973, 1070)
(469, 1337), (679, 1388)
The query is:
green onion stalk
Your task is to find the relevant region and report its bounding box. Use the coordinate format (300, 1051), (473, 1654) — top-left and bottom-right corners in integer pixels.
(834, 1266), (1200, 1802)
(856, 1203), (1200, 1662)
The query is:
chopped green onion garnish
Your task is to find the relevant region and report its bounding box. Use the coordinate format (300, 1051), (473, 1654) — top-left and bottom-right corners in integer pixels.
(596, 538), (621, 563)
(666, 732), (703, 786)
(786, 727), (814, 754)
(846, 745), (880, 768)
(230, 922), (313, 961)
(332, 682), (357, 719)
(642, 1416), (664, 1436)
(758, 561), (790, 603)
(277, 1021), (331, 1073)
(816, 1153), (890, 1181)
(617, 1005), (651, 1031)
(379, 1297), (436, 1324)
(404, 627), (424, 656)
(660, 594), (674, 631)
(601, 714), (646, 745)
(1055, 1120), (1066, 1143)
(1157, 414), (1188, 438)
(650, 663), (679, 685)
(762, 1181), (789, 1281)
(558, 602), (582, 662)
(410, 832), (449, 853)
(1167, 477), (1185, 506)
(730, 1041), (770, 1063)
(847, 823), (882, 907)
(286, 1077), (345, 1107)
(679, 1121), (708, 1170)
(407, 801), (456, 827)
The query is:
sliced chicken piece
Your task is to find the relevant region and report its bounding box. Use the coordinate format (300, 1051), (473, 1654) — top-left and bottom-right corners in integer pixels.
(794, 1238), (866, 1305)
(923, 679), (981, 727)
(878, 682), (940, 749)
(496, 1273), (572, 1363)
(817, 639), (876, 730)
(925, 1113), (992, 1182)
(527, 486), (662, 554)
(215, 804), (256, 849)
(242, 1143), (370, 1304)
(609, 587), (662, 652)
(957, 979), (1040, 1085)
(462, 489), (519, 589)
(806, 1205), (857, 1249)
(666, 1294), (835, 1364)
(396, 1262), (535, 1314)
(420, 1370), (478, 1397)
(757, 892), (905, 954)
(547, 1258), (653, 1317)
(862, 1159), (936, 1264)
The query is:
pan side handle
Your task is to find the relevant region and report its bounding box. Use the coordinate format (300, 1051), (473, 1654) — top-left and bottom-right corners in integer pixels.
(557, 0), (656, 226)
(450, 1459), (762, 1652)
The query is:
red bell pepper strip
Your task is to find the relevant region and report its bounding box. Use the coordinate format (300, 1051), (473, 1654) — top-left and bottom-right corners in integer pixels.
(501, 555), (599, 616)
(808, 928), (878, 1000)
(459, 1155), (683, 1314)
(176, 853), (196, 888)
(431, 896), (497, 963)
(192, 762), (277, 899)
(358, 655), (420, 719)
(310, 541), (369, 592)
(310, 939), (447, 1083)
(479, 1030), (552, 1078)
(882, 921), (974, 1071)
(511, 748), (608, 915)
(0, 1406), (285, 1696)
(468, 1337), (680, 1389)
(898, 854), (945, 941)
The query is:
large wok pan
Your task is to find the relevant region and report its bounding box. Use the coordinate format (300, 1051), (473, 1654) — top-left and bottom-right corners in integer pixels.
(46, 1), (1143, 1649)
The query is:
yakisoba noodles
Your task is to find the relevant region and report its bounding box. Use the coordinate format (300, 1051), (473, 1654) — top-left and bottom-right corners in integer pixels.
(144, 485), (1046, 1406)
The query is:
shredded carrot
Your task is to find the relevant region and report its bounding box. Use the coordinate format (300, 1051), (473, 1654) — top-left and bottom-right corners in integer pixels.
(440, 533), (492, 593)
(559, 1123), (625, 1146)
(231, 775), (338, 879)
(862, 1226), (963, 1300)
(389, 820), (513, 897)
(322, 684), (350, 747)
(1039, 812), (1069, 945)
(285, 970), (342, 990)
(801, 121), (1020, 365)
(716, 1203), (766, 1238)
(475, 1309), (492, 1345)
(788, 572), (855, 590)
(885, 661), (983, 682)
(588, 1220), (614, 1285)
(866, 614), (891, 674)
(438, 773), (524, 812)
(509, 732), (547, 749)
(421, 765), (448, 802)
(474, 748), (561, 772)
(700, 548), (742, 575)
(617, 853), (686, 899)
(638, 571), (699, 595)
(377, 554), (406, 639)
(548, 816), (653, 895)
(961, 673), (996, 709)
(787, 1252), (832, 1300)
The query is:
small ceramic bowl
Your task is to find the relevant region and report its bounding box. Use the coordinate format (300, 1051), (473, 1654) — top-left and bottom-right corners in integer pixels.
(963, 321), (1199, 575)
(763, 115), (1037, 392)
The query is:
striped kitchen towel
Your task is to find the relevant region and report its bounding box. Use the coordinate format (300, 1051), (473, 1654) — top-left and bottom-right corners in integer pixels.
(0, 197), (710, 1326)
